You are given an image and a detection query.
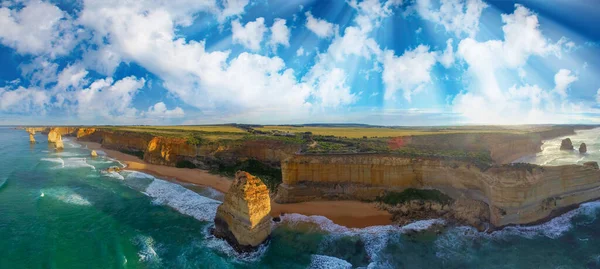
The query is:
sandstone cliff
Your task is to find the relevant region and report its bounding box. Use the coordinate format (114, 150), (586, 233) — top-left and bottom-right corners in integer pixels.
(213, 171), (271, 252)
(276, 154), (600, 228)
(47, 128), (61, 143)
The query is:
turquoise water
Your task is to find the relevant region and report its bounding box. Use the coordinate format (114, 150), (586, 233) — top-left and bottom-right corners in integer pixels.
(1, 127), (600, 268)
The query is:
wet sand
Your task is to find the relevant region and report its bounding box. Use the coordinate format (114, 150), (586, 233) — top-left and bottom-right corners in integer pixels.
(80, 141), (392, 228)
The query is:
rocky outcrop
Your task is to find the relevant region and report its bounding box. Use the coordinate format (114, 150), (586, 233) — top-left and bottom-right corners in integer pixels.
(91, 150), (98, 157)
(47, 128), (61, 143)
(213, 171), (271, 252)
(560, 138), (574, 150)
(276, 154), (600, 228)
(77, 128), (96, 138)
(584, 162), (599, 170)
(54, 134), (64, 150)
(26, 128), (36, 143)
(580, 143), (587, 154)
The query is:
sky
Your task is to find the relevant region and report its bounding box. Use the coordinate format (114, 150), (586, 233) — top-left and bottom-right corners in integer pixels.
(0, 0), (599, 126)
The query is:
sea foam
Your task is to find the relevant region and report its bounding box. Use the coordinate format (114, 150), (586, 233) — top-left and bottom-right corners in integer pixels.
(143, 178), (221, 222)
(133, 235), (161, 265)
(40, 187), (92, 206)
(309, 254), (352, 269)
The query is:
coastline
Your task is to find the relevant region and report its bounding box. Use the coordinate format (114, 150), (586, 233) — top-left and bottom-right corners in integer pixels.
(79, 141), (393, 228)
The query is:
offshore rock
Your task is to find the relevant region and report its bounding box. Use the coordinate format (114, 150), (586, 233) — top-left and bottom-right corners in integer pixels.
(47, 128), (61, 143)
(213, 171), (271, 252)
(29, 133), (36, 144)
(579, 143), (587, 154)
(54, 134), (64, 150)
(560, 138), (574, 150)
(91, 150), (98, 157)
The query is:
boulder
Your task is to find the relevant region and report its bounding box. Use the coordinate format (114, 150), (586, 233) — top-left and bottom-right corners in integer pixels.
(579, 143), (587, 154)
(213, 171), (271, 252)
(584, 162), (599, 170)
(105, 166), (122, 173)
(91, 150), (98, 157)
(560, 138), (574, 150)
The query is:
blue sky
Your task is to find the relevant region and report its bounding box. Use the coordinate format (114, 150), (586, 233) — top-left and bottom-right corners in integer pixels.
(0, 0), (599, 125)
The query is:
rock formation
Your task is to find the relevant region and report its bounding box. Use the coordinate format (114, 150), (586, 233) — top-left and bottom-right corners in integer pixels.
(26, 128), (36, 144)
(560, 138), (574, 150)
(579, 143), (587, 154)
(276, 154), (600, 229)
(54, 134), (64, 150)
(213, 171), (271, 252)
(47, 128), (61, 143)
(584, 161), (599, 170)
(91, 150), (98, 157)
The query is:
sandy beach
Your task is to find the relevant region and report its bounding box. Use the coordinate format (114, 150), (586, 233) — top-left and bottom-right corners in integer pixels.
(79, 141), (392, 228)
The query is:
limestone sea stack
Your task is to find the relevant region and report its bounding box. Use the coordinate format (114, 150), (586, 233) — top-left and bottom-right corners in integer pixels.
(91, 150), (98, 157)
(47, 128), (60, 143)
(29, 133), (36, 144)
(560, 138), (574, 150)
(579, 143), (587, 154)
(54, 134), (64, 150)
(213, 171), (271, 252)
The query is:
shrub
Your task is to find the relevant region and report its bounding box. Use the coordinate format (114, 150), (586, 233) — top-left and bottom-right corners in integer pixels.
(176, 160), (197, 169)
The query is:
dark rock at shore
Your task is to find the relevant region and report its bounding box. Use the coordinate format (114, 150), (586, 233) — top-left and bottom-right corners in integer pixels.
(584, 162), (599, 170)
(560, 138), (574, 150)
(579, 143), (587, 154)
(272, 216), (281, 222)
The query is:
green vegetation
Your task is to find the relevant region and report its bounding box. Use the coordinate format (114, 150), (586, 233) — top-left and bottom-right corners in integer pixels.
(210, 159), (283, 192)
(376, 188), (453, 205)
(118, 149), (144, 159)
(176, 160), (197, 169)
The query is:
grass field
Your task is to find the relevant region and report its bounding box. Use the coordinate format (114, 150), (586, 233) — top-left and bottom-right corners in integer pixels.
(254, 125), (537, 138)
(115, 125), (247, 133)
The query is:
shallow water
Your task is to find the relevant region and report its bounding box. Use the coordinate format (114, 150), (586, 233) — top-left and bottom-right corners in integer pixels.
(516, 127), (600, 166)
(1, 127), (600, 268)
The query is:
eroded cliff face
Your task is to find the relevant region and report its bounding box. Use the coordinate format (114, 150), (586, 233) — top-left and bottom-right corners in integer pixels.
(76, 128), (299, 167)
(276, 154), (600, 228)
(145, 137), (196, 166)
(213, 171), (271, 252)
(47, 128), (61, 143)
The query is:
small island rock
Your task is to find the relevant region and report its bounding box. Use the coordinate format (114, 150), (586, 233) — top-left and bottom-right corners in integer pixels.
(560, 138), (574, 150)
(579, 143), (587, 154)
(213, 171), (271, 252)
(91, 150), (98, 157)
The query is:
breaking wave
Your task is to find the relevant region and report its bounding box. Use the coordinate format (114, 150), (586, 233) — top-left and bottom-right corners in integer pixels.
(133, 235), (161, 265)
(143, 178), (221, 222)
(40, 187), (92, 206)
(308, 254), (352, 269)
(41, 157), (95, 170)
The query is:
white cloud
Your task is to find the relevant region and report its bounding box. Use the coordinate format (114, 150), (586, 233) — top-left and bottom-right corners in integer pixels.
(145, 102), (184, 118)
(0, 86), (50, 113)
(57, 64), (89, 90)
(305, 11), (336, 38)
(76, 76), (145, 120)
(269, 18), (290, 50)
(452, 4), (570, 123)
(20, 57), (59, 87)
(438, 38), (454, 68)
(231, 17), (267, 51)
(218, 0), (250, 22)
(596, 88), (600, 104)
(296, 47), (305, 56)
(382, 45), (437, 101)
(416, 0), (487, 37)
(553, 69), (578, 98)
(0, 1), (79, 57)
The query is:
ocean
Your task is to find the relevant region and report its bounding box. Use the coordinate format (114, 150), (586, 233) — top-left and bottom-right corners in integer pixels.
(1, 127), (600, 268)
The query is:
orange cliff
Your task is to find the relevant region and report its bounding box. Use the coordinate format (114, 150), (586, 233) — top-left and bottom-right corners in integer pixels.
(275, 154), (600, 228)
